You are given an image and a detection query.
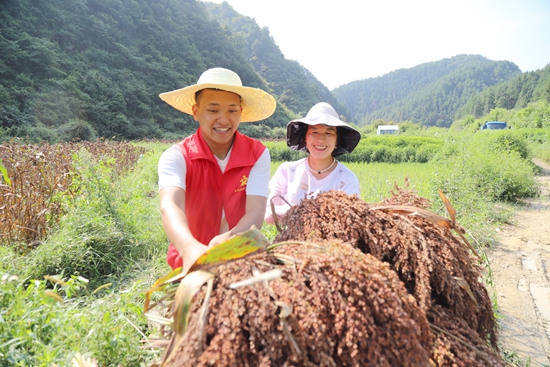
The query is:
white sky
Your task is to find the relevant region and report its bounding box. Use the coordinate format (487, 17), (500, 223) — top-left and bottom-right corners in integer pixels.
(203, 0), (550, 90)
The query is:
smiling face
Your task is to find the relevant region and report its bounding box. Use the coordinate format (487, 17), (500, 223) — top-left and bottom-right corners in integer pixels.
(305, 124), (337, 161)
(192, 89), (243, 159)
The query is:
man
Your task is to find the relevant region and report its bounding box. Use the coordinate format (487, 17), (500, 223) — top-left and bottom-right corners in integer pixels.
(157, 67), (276, 273)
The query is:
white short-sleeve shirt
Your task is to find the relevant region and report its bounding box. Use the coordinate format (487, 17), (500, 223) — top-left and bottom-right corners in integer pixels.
(158, 144), (270, 197)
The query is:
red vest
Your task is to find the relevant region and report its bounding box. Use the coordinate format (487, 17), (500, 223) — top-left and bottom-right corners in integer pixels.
(166, 128), (266, 269)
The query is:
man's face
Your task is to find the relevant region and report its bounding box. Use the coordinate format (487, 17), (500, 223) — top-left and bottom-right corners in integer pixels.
(192, 89), (242, 157)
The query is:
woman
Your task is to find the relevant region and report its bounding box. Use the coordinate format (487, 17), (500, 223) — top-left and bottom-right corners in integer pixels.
(265, 102), (361, 224)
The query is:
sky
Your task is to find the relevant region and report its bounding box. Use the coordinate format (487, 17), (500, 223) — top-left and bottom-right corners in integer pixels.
(202, 0), (550, 90)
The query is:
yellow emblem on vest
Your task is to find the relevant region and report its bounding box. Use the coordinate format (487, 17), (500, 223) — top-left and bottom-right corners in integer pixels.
(235, 175), (248, 193)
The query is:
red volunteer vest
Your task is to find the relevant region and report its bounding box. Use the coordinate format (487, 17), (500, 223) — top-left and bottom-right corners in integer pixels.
(166, 128), (266, 269)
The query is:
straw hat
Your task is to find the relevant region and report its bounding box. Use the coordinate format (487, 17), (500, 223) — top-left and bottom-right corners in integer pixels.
(159, 68), (276, 122)
(287, 102), (361, 156)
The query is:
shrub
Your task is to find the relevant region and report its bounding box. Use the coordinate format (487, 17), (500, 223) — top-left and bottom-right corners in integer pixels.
(15, 124), (59, 144)
(264, 136), (444, 164)
(432, 136), (538, 203)
(262, 140), (306, 161)
(473, 130), (530, 160)
(56, 119), (98, 142)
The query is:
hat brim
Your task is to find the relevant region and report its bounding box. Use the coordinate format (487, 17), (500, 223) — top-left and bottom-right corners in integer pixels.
(159, 83), (276, 123)
(287, 119), (361, 156)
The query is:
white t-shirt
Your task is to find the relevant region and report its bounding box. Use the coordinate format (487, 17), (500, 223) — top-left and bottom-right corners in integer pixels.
(266, 157), (360, 218)
(158, 144), (271, 197)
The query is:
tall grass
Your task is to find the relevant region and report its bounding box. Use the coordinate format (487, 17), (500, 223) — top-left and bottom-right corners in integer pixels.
(21, 146), (167, 286)
(1, 142), (170, 366)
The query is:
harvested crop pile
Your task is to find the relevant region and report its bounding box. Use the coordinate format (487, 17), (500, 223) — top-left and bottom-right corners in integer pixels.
(274, 190), (502, 366)
(428, 305), (506, 367)
(147, 189), (505, 366)
(158, 240), (432, 367)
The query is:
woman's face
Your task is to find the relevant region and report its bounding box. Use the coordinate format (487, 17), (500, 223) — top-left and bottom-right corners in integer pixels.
(305, 124), (337, 160)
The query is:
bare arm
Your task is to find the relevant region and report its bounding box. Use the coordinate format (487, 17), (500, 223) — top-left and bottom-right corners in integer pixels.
(209, 195), (267, 247)
(159, 186), (209, 273)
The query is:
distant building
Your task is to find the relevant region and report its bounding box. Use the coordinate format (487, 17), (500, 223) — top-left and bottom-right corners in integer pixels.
(377, 125), (399, 135)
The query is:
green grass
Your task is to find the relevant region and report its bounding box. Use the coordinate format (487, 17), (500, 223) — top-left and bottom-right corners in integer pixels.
(0, 273), (160, 366)
(347, 162), (435, 203)
(271, 160), (436, 203)
(22, 145), (167, 287)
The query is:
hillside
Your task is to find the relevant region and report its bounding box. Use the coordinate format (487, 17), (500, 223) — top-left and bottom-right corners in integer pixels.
(332, 55), (521, 127)
(0, 0), (293, 142)
(1, 0), (548, 141)
(203, 1), (351, 120)
(458, 63), (550, 119)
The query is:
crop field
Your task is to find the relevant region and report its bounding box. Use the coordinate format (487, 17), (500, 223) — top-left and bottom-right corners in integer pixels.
(1, 140), (147, 248)
(0, 130), (548, 366)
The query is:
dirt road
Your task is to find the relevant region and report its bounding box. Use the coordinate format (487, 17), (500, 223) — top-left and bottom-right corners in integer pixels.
(488, 159), (550, 366)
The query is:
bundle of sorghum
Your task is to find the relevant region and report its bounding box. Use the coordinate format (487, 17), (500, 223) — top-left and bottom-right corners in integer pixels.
(148, 190), (505, 367)
(274, 190), (502, 366)
(158, 240), (431, 366)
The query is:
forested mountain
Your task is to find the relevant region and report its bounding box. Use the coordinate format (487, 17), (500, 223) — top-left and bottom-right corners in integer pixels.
(332, 55), (521, 127)
(457, 63), (550, 119)
(0, 0), (293, 141)
(1, 0), (548, 142)
(203, 1), (351, 120)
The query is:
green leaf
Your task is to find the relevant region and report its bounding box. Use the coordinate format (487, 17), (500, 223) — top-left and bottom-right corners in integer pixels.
(144, 267), (183, 312)
(0, 159), (11, 186)
(172, 270), (215, 336)
(145, 229), (268, 314)
(189, 228), (268, 272)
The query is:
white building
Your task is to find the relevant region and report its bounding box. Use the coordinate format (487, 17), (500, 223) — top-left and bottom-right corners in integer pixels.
(377, 125), (399, 135)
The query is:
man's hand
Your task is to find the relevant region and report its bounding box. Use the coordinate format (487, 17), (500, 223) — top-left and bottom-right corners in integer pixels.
(208, 231), (233, 248)
(180, 239), (209, 275)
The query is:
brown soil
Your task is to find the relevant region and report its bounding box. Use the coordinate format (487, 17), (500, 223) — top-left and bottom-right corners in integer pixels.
(489, 159), (550, 366)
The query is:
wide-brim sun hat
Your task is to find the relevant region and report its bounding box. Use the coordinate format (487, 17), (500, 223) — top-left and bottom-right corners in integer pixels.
(159, 67), (276, 122)
(287, 102), (361, 156)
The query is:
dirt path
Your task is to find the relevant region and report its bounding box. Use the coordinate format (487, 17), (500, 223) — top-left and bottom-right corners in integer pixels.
(488, 159), (550, 366)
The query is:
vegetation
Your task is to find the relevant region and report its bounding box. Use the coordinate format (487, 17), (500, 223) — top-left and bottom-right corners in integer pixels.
(0, 0), (292, 143)
(1, 142), (169, 365)
(1, 102), (547, 363)
(0, 140), (147, 248)
(203, 2), (350, 120)
(1, 0), (549, 364)
(2, 1), (548, 144)
(332, 55), (521, 126)
(0, 274), (157, 366)
(265, 135), (444, 164)
(458, 64), (550, 119)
